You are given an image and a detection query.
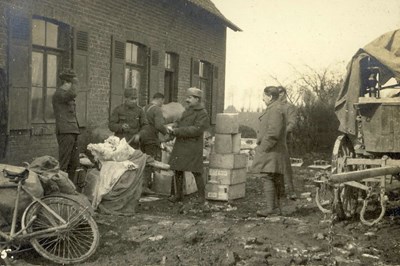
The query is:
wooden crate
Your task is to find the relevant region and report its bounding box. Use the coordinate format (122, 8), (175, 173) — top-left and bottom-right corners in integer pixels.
(208, 168), (246, 185)
(209, 153), (248, 169)
(214, 133), (241, 154)
(205, 182), (245, 201)
(215, 113), (239, 134)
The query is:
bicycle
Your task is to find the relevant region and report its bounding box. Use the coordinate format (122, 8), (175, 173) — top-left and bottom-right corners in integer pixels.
(0, 166), (100, 265)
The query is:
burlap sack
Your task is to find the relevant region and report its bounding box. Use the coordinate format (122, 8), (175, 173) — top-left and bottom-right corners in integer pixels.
(0, 164), (44, 227)
(161, 102), (185, 123)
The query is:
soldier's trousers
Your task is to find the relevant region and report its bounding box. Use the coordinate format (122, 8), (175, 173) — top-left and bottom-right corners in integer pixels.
(56, 133), (79, 183)
(171, 171), (205, 200)
(141, 143), (161, 189)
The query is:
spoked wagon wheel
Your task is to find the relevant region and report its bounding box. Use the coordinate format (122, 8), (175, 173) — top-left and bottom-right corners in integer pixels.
(315, 135), (357, 216)
(331, 134), (359, 219)
(21, 197), (99, 264)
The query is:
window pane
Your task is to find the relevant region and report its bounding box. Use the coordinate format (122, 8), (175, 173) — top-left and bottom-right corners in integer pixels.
(46, 22), (58, 48)
(131, 44), (138, 64)
(32, 19), (45, 46)
(47, 54), (57, 87)
(131, 69), (141, 89)
(32, 52), (44, 86)
(125, 43), (132, 63)
(45, 87), (56, 121)
(200, 80), (206, 90)
(199, 62), (204, 77)
(165, 53), (170, 69)
(125, 67), (130, 88)
(31, 86), (43, 122)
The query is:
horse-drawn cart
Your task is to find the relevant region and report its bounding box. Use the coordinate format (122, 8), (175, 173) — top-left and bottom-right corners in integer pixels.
(315, 29), (400, 226)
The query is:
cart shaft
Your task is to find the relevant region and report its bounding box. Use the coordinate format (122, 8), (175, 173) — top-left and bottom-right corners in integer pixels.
(329, 166), (400, 184)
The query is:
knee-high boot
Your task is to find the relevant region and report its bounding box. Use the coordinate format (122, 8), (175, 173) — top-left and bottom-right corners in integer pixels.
(257, 175), (277, 217)
(170, 171), (183, 202)
(263, 175), (275, 213)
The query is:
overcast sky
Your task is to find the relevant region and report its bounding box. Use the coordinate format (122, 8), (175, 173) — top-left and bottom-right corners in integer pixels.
(211, 0), (400, 110)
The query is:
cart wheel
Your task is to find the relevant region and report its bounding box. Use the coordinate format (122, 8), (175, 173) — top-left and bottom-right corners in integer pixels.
(22, 197), (99, 264)
(331, 134), (357, 218)
(332, 135), (355, 174)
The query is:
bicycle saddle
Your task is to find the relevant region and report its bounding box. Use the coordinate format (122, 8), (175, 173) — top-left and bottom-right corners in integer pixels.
(3, 168), (29, 182)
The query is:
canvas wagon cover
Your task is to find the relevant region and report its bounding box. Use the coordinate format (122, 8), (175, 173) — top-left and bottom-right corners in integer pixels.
(335, 29), (400, 135)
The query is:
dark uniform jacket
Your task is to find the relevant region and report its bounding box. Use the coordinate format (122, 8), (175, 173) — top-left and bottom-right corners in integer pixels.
(52, 84), (80, 134)
(169, 103), (209, 173)
(251, 100), (290, 175)
(109, 103), (148, 142)
(141, 103), (167, 145)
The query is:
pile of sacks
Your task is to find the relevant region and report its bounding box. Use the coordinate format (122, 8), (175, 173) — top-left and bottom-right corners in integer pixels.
(29, 155), (77, 195)
(87, 136), (135, 163)
(0, 156), (79, 228)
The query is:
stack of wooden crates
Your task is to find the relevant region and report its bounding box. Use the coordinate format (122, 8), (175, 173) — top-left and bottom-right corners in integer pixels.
(205, 113), (248, 201)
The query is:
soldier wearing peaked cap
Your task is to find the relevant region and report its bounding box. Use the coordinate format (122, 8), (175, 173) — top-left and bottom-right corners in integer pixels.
(167, 87), (209, 203)
(109, 88), (148, 149)
(52, 69), (80, 183)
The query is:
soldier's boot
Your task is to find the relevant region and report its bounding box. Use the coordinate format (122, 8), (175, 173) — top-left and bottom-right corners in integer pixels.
(256, 176), (276, 217)
(193, 172), (205, 204)
(169, 171), (183, 202)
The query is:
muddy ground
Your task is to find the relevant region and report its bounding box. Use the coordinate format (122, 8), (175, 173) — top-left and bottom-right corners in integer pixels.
(10, 159), (400, 266)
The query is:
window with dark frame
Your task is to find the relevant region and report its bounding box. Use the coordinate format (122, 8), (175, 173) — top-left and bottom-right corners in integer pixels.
(164, 52), (179, 102)
(31, 17), (68, 123)
(198, 61), (212, 116)
(125, 42), (147, 103)
(198, 61), (210, 91)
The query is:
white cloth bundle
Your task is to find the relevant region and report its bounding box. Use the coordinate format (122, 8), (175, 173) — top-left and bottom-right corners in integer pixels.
(87, 136), (135, 162)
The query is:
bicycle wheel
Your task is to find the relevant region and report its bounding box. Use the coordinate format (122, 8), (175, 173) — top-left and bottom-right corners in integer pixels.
(22, 197), (99, 264)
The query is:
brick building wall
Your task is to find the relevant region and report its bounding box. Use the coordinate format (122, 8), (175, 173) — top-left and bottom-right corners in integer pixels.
(0, 0), (228, 164)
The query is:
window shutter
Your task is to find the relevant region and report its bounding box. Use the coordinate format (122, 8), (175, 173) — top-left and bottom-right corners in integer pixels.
(190, 58), (200, 88)
(110, 36), (125, 114)
(149, 48), (163, 103)
(211, 65), (219, 124)
(8, 8), (32, 131)
(73, 28), (89, 127)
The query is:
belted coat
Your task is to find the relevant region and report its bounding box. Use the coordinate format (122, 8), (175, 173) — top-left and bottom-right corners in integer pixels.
(251, 100), (290, 175)
(169, 103), (209, 173)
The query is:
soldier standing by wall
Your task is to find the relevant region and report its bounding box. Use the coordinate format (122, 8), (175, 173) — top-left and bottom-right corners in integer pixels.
(52, 69), (80, 182)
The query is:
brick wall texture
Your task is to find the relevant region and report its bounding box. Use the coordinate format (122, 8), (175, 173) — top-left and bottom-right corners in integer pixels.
(0, 0), (228, 164)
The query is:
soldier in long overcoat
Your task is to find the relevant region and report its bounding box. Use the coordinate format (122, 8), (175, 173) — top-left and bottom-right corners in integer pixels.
(167, 87), (209, 202)
(252, 86), (290, 216)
